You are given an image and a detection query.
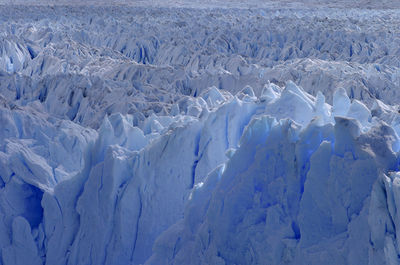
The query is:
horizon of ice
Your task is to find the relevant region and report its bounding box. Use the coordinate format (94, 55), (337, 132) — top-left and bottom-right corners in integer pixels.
(1, 3), (400, 265)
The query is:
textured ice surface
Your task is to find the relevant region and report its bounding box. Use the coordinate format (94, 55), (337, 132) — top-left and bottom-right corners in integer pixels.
(0, 3), (400, 265)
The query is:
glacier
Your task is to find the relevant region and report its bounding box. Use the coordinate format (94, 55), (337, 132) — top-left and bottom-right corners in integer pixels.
(1, 2), (400, 265)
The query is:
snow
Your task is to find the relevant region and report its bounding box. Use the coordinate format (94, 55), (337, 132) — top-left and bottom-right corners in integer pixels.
(0, 2), (400, 265)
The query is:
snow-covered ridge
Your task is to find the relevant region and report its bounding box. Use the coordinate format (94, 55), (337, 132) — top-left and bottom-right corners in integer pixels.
(1, 4), (400, 265)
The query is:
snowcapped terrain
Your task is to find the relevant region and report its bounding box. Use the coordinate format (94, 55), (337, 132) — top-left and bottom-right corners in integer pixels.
(1, 2), (400, 265)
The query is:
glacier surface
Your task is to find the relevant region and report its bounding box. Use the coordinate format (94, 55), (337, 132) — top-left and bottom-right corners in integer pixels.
(0, 2), (400, 265)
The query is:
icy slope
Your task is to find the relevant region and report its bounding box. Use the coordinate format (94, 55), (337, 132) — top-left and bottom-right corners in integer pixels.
(1, 4), (400, 265)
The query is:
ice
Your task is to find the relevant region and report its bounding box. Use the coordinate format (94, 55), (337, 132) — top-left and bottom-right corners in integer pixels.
(315, 91), (332, 124)
(260, 81), (281, 103)
(2, 217), (42, 265)
(333, 87), (351, 117)
(266, 81), (315, 126)
(201, 86), (225, 109)
(0, 3), (400, 265)
(347, 100), (371, 128)
(148, 112), (398, 265)
(237, 85), (257, 102)
(169, 103), (180, 116)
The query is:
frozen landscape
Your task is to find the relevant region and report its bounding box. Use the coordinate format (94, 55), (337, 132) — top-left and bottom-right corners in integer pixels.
(1, 0), (400, 264)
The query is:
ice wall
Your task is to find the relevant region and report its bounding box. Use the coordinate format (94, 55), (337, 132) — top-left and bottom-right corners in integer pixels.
(1, 80), (400, 264)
